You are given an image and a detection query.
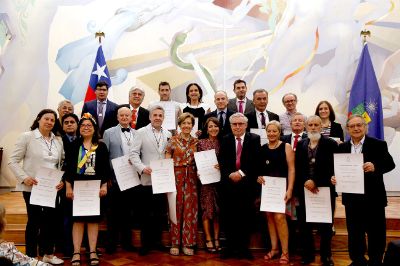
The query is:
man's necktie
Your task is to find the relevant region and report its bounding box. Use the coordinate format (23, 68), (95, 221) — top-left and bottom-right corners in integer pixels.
(236, 137), (242, 170)
(131, 109), (137, 129)
(238, 101), (244, 113)
(98, 101), (105, 129)
(219, 111), (225, 127)
(293, 134), (300, 151)
(121, 128), (130, 133)
(260, 112), (266, 128)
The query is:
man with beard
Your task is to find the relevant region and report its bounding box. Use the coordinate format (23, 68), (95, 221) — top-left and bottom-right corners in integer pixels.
(295, 115), (338, 266)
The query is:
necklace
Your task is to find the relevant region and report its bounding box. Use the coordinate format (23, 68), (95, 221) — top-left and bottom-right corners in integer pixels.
(152, 128), (163, 148)
(122, 130), (132, 146)
(268, 141), (280, 149)
(41, 136), (53, 156)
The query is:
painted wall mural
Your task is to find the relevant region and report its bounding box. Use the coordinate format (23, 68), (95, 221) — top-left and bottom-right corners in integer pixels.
(0, 0), (399, 191)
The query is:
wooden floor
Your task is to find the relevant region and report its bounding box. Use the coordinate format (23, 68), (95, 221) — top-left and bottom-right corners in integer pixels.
(1, 192), (399, 266)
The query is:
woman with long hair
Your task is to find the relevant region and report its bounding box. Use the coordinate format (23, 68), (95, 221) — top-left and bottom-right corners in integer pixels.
(64, 113), (110, 266)
(315, 100), (344, 142)
(8, 109), (64, 264)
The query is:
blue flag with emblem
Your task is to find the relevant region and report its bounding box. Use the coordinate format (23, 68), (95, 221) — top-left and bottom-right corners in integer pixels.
(348, 44), (384, 140)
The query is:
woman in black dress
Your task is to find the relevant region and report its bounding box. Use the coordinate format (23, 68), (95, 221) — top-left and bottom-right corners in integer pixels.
(65, 113), (110, 266)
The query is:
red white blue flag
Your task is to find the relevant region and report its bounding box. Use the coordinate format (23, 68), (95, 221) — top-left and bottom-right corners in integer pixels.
(84, 45), (111, 102)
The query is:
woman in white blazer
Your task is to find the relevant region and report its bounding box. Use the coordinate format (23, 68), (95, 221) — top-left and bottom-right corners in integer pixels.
(8, 109), (64, 265)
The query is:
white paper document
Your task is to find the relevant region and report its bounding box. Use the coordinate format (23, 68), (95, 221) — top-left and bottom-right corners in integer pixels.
(160, 102), (177, 130)
(150, 159), (176, 194)
(250, 128), (268, 146)
(194, 149), (221, 185)
(73, 180), (101, 216)
(304, 187), (332, 223)
(334, 153), (364, 194)
(30, 167), (64, 208)
(111, 155), (141, 191)
(167, 191), (177, 224)
(260, 176), (286, 213)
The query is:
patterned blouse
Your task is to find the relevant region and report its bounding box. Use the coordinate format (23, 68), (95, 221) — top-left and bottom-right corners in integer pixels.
(0, 241), (50, 266)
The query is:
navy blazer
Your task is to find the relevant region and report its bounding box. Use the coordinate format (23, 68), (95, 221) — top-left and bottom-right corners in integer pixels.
(245, 110), (280, 130)
(338, 135), (395, 207)
(119, 104), (150, 130)
(201, 109), (234, 139)
(81, 99), (119, 136)
(281, 132), (307, 145)
(295, 136), (338, 197)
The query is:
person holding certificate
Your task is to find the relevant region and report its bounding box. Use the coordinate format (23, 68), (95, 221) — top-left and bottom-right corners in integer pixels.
(295, 115), (338, 266)
(8, 109), (64, 264)
(197, 117), (222, 253)
(257, 121), (295, 264)
(181, 83), (211, 137)
(315, 100), (344, 142)
(331, 115), (395, 266)
(64, 113), (110, 266)
(165, 113), (199, 256)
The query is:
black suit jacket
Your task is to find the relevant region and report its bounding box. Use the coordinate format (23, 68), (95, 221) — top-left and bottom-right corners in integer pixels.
(119, 104), (150, 130)
(81, 99), (119, 136)
(329, 121), (344, 141)
(295, 136), (338, 197)
(227, 97), (255, 114)
(201, 109), (234, 139)
(245, 110), (280, 130)
(281, 132), (307, 145)
(219, 132), (261, 201)
(338, 135), (395, 207)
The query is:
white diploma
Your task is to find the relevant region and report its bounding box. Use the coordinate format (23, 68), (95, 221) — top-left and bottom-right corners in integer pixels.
(304, 187), (332, 223)
(150, 159), (176, 194)
(334, 153), (364, 194)
(167, 191), (177, 224)
(194, 149), (221, 184)
(73, 180), (101, 216)
(111, 155), (141, 191)
(250, 128), (268, 146)
(30, 167), (64, 208)
(260, 176), (286, 213)
(160, 102), (176, 130)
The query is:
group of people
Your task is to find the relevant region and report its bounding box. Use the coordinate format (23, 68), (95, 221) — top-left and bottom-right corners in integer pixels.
(6, 79), (395, 266)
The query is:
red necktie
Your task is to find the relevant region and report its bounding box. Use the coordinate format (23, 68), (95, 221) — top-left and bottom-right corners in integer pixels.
(131, 109), (137, 129)
(293, 134), (300, 151)
(238, 100), (244, 113)
(236, 137), (242, 170)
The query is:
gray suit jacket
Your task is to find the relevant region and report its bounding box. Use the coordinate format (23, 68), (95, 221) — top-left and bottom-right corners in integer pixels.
(227, 97), (255, 114)
(103, 125), (136, 170)
(130, 124), (172, 186)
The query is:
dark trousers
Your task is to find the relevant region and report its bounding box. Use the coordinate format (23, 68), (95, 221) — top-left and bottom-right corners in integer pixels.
(106, 184), (137, 249)
(23, 191), (57, 257)
(138, 185), (167, 249)
(297, 192), (336, 259)
(345, 203), (386, 266)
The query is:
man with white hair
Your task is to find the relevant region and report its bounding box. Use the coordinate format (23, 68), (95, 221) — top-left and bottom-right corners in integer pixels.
(121, 87), (150, 130)
(295, 115), (338, 266)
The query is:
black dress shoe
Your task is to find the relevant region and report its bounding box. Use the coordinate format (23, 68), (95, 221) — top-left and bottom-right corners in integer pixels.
(138, 247), (149, 256)
(238, 250), (254, 260)
(220, 249), (234, 259)
(122, 245), (136, 252)
(321, 257), (335, 266)
(301, 256), (315, 264)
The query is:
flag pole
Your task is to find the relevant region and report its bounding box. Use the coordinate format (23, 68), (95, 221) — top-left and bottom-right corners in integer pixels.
(360, 29), (370, 45)
(95, 31), (105, 44)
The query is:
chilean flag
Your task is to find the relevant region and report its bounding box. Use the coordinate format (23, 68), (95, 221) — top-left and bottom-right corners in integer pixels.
(84, 45), (112, 102)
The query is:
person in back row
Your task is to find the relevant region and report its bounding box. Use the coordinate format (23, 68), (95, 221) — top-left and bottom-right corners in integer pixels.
(227, 79), (255, 114)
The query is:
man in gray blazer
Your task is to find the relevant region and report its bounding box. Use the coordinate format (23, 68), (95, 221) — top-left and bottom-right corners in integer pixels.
(103, 107), (137, 253)
(130, 105), (172, 255)
(227, 79), (255, 114)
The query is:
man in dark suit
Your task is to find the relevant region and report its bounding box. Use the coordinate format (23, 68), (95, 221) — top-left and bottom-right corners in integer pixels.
(120, 87), (150, 130)
(295, 115), (338, 266)
(332, 115), (395, 266)
(202, 90), (233, 139)
(219, 112), (261, 260)
(103, 107), (137, 254)
(81, 80), (118, 137)
(281, 112), (307, 151)
(227, 79), (255, 114)
(246, 89), (279, 130)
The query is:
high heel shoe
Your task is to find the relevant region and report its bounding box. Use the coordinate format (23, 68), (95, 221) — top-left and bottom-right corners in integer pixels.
(71, 253), (81, 266)
(205, 240), (216, 253)
(214, 239), (222, 252)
